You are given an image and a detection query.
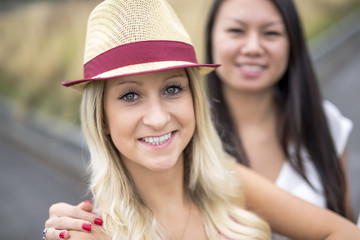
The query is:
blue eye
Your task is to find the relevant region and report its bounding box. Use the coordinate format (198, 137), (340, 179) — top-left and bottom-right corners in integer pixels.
(165, 85), (182, 95)
(119, 92), (139, 102)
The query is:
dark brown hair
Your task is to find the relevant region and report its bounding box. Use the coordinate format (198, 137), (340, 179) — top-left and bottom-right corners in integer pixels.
(205, 0), (346, 216)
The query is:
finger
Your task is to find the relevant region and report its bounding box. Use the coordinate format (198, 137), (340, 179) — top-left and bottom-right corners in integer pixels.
(49, 202), (102, 225)
(45, 228), (70, 240)
(76, 201), (103, 226)
(77, 200), (93, 212)
(46, 216), (93, 232)
(49, 202), (75, 218)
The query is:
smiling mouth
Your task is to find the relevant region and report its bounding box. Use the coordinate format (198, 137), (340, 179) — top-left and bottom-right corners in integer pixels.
(239, 64), (265, 72)
(142, 132), (172, 146)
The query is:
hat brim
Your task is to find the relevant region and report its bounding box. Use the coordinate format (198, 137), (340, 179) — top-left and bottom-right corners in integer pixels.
(62, 61), (220, 89)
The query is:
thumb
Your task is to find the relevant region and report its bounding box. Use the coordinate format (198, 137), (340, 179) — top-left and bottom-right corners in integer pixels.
(77, 200), (93, 212)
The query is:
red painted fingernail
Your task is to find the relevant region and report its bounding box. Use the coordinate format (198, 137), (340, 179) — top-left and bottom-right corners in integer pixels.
(59, 231), (66, 239)
(83, 200), (92, 205)
(82, 223), (92, 231)
(94, 218), (103, 226)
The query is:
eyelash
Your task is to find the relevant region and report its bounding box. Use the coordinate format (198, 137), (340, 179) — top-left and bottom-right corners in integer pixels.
(228, 28), (244, 34)
(164, 83), (183, 96)
(264, 31), (281, 36)
(118, 89), (139, 102)
(118, 84), (183, 103)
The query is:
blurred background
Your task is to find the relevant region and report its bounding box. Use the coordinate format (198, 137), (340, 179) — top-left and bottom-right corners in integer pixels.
(0, 0), (359, 239)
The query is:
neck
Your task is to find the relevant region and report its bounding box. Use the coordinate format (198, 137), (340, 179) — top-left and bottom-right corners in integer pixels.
(222, 84), (277, 130)
(126, 157), (196, 239)
(126, 156), (188, 213)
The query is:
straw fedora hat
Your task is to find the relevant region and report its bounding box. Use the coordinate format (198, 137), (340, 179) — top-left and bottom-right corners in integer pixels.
(62, 0), (219, 88)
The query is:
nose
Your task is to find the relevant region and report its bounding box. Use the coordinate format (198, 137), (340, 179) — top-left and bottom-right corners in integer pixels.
(142, 99), (171, 130)
(241, 32), (263, 56)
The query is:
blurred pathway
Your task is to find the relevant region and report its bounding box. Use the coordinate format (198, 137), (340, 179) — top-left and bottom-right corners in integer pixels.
(0, 133), (89, 240)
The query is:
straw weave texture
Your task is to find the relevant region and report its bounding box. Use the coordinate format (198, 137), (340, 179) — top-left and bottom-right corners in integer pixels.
(84, 0), (192, 64)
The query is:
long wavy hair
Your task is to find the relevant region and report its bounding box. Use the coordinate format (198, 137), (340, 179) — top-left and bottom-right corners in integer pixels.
(205, 0), (346, 217)
(80, 68), (270, 239)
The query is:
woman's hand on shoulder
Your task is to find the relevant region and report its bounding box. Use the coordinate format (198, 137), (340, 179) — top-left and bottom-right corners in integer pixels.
(44, 200), (103, 240)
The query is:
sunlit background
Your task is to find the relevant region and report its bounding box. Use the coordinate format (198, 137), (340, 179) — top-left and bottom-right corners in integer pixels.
(0, 0), (359, 239)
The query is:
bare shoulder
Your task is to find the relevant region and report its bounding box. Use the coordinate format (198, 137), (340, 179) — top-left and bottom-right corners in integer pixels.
(69, 226), (110, 240)
(233, 163), (278, 206)
(234, 163), (260, 181)
(234, 162), (275, 185)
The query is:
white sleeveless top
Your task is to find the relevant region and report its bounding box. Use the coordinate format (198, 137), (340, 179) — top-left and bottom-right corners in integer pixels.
(272, 100), (353, 239)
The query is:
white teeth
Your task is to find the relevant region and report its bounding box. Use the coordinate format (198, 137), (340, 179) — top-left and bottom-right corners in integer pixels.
(143, 133), (171, 145)
(241, 64), (263, 72)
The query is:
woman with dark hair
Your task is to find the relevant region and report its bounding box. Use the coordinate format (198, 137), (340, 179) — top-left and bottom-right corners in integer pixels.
(206, 0), (353, 238)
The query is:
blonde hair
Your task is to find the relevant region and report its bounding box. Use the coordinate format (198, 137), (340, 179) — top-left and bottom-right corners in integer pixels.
(80, 68), (270, 239)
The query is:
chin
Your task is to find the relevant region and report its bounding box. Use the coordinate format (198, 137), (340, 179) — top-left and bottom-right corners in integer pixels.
(149, 157), (180, 172)
(152, 162), (178, 172)
(232, 81), (272, 92)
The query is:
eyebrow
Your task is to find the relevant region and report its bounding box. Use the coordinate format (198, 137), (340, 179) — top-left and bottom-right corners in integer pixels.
(115, 80), (143, 86)
(164, 73), (187, 81)
(226, 18), (284, 28)
(262, 20), (284, 28)
(226, 18), (246, 25)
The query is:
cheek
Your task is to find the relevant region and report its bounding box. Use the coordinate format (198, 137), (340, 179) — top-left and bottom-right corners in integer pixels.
(176, 97), (195, 134)
(273, 42), (290, 77)
(212, 34), (236, 64)
(185, 103), (196, 138)
(212, 41), (235, 82)
(108, 119), (135, 161)
(106, 107), (135, 148)
(184, 109), (195, 134)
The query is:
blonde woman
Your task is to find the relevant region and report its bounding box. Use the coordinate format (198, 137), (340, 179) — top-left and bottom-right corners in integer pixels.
(42, 0), (360, 239)
(43, 0), (269, 239)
